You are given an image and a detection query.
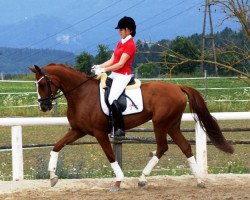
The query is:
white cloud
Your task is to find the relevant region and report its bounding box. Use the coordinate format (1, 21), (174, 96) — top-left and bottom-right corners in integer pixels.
(56, 34), (71, 44)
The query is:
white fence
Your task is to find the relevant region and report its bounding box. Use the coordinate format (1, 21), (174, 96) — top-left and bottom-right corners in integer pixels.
(0, 112), (250, 181)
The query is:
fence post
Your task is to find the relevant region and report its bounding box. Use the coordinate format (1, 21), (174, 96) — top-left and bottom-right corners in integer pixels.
(112, 138), (123, 169)
(195, 122), (208, 177)
(204, 70), (208, 101)
(11, 126), (24, 181)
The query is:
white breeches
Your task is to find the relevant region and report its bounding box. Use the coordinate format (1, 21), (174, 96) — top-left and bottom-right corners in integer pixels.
(108, 72), (132, 105)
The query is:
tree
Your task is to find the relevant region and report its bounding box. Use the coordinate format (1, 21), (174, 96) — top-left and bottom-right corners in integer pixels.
(161, 37), (200, 74)
(136, 63), (160, 78)
(151, 33), (249, 77)
(212, 0), (250, 39)
(94, 44), (112, 64)
(133, 29), (249, 77)
(134, 40), (149, 64)
(135, 40), (170, 77)
(75, 51), (94, 74)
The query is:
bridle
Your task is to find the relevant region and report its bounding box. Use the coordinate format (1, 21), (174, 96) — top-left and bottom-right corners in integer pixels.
(35, 68), (61, 103)
(35, 68), (94, 103)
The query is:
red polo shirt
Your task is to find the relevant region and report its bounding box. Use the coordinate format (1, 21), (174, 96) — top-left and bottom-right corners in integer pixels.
(113, 38), (136, 75)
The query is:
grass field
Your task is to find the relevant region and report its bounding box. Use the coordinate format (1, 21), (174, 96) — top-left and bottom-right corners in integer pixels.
(0, 77), (249, 116)
(0, 77), (249, 180)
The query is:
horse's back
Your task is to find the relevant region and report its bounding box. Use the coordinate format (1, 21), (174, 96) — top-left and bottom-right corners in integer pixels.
(142, 81), (186, 101)
(141, 81), (187, 116)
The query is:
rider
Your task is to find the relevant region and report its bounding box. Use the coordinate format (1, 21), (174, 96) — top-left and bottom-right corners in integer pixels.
(93, 16), (136, 137)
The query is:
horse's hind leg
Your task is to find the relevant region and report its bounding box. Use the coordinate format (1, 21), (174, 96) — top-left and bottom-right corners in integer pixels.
(168, 126), (205, 188)
(48, 129), (84, 187)
(138, 123), (168, 187)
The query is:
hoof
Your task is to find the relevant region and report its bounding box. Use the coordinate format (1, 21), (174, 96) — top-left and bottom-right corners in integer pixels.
(197, 182), (206, 188)
(110, 186), (121, 192)
(138, 181), (147, 188)
(50, 176), (58, 187)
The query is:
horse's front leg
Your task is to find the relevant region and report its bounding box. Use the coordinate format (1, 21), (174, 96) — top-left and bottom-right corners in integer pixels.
(48, 128), (84, 187)
(94, 131), (124, 192)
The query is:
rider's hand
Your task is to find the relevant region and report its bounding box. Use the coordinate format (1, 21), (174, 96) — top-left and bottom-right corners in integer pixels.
(95, 67), (105, 76)
(91, 65), (100, 73)
(91, 65), (100, 69)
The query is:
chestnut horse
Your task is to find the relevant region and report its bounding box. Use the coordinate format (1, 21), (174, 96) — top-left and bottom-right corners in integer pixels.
(29, 63), (233, 191)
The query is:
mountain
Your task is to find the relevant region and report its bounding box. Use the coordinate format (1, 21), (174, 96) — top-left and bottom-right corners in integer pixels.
(0, 47), (75, 73)
(0, 15), (85, 53)
(0, 0), (241, 55)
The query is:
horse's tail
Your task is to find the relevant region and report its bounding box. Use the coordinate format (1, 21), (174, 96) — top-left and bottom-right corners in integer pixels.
(180, 85), (234, 154)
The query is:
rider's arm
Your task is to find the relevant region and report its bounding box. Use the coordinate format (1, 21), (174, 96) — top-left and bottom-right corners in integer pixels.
(99, 53), (115, 68)
(103, 53), (130, 72)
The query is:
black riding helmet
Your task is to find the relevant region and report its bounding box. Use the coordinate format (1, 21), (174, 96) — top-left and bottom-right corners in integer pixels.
(115, 16), (136, 37)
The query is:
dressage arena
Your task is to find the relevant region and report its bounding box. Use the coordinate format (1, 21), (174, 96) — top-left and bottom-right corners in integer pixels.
(0, 174), (249, 200)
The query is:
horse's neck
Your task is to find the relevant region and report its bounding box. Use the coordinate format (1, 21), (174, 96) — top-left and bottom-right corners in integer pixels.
(55, 70), (94, 99)
(60, 74), (85, 92)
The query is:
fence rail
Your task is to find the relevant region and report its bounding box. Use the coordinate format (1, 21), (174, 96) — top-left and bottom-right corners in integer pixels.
(1, 127), (249, 151)
(0, 112), (250, 181)
(1, 77), (249, 110)
(0, 76), (245, 83)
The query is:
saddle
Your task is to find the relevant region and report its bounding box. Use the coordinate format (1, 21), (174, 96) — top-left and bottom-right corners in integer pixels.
(98, 73), (141, 112)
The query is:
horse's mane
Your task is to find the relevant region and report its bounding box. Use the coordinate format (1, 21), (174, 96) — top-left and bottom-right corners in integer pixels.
(46, 63), (92, 79)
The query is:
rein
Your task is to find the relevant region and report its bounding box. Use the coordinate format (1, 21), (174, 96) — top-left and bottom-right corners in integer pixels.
(37, 68), (95, 102)
(56, 75), (94, 99)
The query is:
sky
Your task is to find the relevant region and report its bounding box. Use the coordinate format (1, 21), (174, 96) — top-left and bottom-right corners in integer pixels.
(0, 0), (242, 54)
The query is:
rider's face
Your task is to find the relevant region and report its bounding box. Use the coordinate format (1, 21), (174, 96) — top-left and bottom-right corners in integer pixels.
(118, 28), (132, 39)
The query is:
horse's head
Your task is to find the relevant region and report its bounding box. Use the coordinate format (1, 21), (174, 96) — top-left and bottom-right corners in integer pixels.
(29, 65), (60, 112)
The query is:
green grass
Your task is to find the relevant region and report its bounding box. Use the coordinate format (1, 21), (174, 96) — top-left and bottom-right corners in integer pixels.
(168, 78), (249, 88)
(0, 81), (35, 92)
(0, 77), (249, 116)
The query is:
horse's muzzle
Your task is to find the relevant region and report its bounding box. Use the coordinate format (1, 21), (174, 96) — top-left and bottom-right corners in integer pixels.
(39, 100), (53, 112)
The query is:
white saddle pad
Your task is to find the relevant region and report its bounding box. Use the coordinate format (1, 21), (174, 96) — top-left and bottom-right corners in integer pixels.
(99, 84), (143, 116)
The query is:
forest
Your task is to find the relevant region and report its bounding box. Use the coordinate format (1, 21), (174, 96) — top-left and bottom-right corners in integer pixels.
(134, 27), (249, 77)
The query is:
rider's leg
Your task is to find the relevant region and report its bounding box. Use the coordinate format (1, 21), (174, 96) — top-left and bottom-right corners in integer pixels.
(108, 72), (131, 136)
(111, 100), (125, 136)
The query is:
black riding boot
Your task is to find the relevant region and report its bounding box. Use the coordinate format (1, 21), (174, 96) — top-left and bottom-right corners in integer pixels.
(111, 100), (125, 137)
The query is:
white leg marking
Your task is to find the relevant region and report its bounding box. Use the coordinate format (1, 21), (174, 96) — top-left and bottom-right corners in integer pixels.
(138, 156), (159, 187)
(111, 161), (124, 181)
(48, 151), (58, 172)
(142, 156), (159, 176)
(48, 151), (59, 187)
(187, 156), (205, 187)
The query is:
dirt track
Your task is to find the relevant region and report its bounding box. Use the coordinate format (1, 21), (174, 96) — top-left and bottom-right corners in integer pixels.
(0, 174), (249, 200)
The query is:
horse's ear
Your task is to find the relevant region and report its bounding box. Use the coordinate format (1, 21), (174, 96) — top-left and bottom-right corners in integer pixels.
(28, 65), (42, 75)
(28, 66), (36, 74)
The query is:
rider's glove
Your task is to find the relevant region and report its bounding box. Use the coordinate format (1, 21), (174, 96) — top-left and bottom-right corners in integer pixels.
(94, 67), (105, 76)
(91, 65), (100, 73)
